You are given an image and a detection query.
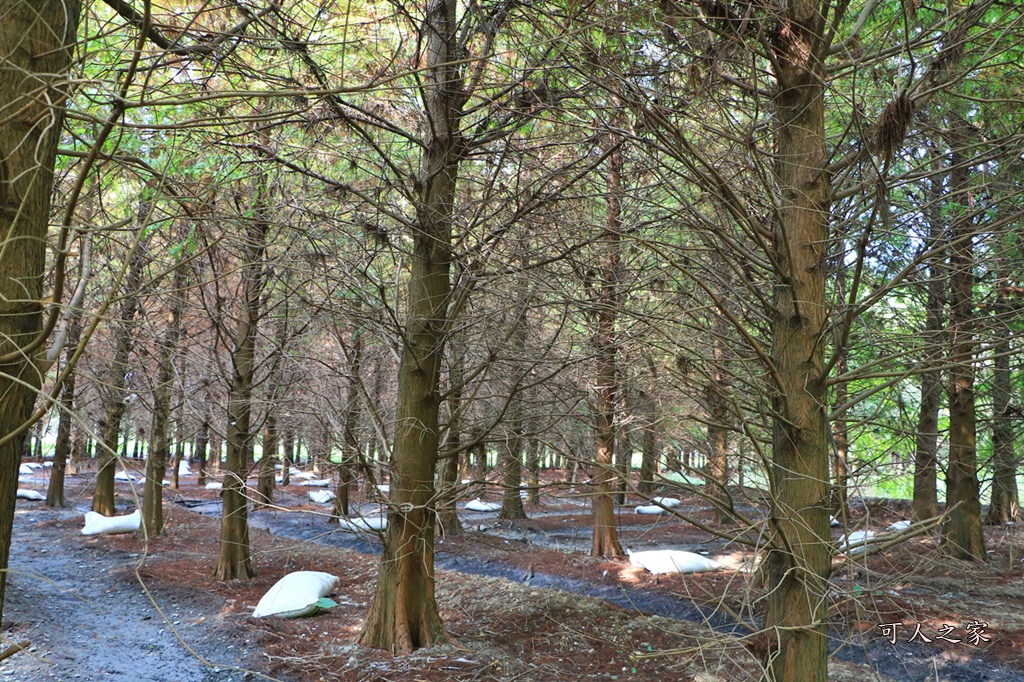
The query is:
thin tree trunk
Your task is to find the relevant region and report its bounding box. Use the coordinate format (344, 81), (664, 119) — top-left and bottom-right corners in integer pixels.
(913, 165), (945, 522)
(526, 436), (540, 506)
(358, 0), (463, 650)
(706, 309), (735, 525)
(142, 253), (186, 535)
(256, 412), (277, 509)
(500, 297), (529, 520)
(761, 5), (831, 679)
(196, 419), (209, 487)
(986, 280), (1020, 524)
(437, 343), (465, 536)
(214, 154), (273, 582)
(591, 145), (624, 558)
(279, 427), (291, 487)
(93, 232), (150, 516)
(46, 315), (82, 508)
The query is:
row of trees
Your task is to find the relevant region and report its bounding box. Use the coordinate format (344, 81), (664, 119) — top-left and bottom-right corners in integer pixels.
(2, 0), (1022, 680)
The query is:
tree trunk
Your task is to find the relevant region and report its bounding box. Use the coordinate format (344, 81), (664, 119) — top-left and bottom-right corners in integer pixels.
(986, 281), (1020, 524)
(526, 436), (540, 506)
(143, 253), (186, 535)
(358, 0), (463, 651)
(0, 0), (79, 624)
(500, 296), (529, 521)
(706, 309), (735, 525)
(591, 146), (624, 558)
(437, 343), (465, 536)
(256, 412), (277, 509)
(214, 156), (273, 581)
(196, 419), (209, 487)
(942, 141), (986, 560)
(761, 5), (831, 680)
(93, 232), (150, 516)
(46, 315), (82, 508)
(279, 427), (291, 487)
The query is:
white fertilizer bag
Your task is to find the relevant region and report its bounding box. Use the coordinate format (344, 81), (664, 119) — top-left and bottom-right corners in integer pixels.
(464, 498), (501, 512)
(837, 530), (876, 556)
(114, 470), (137, 482)
(636, 505), (670, 515)
(887, 520), (912, 532)
(177, 460), (191, 476)
(628, 549), (720, 575)
(830, 515), (841, 527)
(308, 490), (336, 505)
(82, 509), (141, 536)
(16, 489), (44, 501)
(338, 516), (387, 531)
(252, 571), (339, 618)
(652, 497), (680, 508)
(205, 481), (223, 490)
(18, 464), (34, 476)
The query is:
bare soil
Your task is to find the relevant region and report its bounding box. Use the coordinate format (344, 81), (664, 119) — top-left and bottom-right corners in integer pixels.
(4, 467), (1023, 681)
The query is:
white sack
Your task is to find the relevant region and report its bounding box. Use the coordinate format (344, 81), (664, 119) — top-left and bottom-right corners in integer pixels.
(308, 490), (336, 505)
(114, 470), (137, 482)
(887, 520), (911, 532)
(338, 516), (387, 532)
(16, 489), (44, 501)
(464, 498), (501, 512)
(830, 515), (841, 527)
(292, 471), (317, 480)
(636, 505), (670, 515)
(18, 464), (34, 476)
(82, 509), (141, 536)
(205, 481), (223, 490)
(837, 530), (876, 555)
(177, 460), (191, 476)
(628, 549), (720, 575)
(252, 571), (338, 618)
(652, 497), (680, 508)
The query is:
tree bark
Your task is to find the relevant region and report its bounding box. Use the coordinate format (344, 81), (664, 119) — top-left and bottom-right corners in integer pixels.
(142, 251), (187, 535)
(706, 308), (735, 525)
(0, 0), (79, 624)
(46, 315), (82, 508)
(92, 231), (150, 516)
(256, 412), (277, 509)
(986, 280), (1020, 524)
(761, 4), (831, 680)
(437, 343), (465, 536)
(214, 159), (272, 581)
(942, 141), (986, 560)
(196, 419), (209, 487)
(499, 297), (529, 520)
(591, 146), (624, 558)
(358, 0), (465, 651)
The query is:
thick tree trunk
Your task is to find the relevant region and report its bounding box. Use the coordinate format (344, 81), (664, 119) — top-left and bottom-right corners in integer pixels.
(761, 6), (831, 681)
(0, 0), (79, 624)
(143, 256), (186, 535)
(942, 144), (986, 560)
(591, 146), (624, 558)
(358, 0), (464, 652)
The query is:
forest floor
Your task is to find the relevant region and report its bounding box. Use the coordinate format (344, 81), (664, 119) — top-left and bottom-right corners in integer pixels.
(3, 466), (1024, 682)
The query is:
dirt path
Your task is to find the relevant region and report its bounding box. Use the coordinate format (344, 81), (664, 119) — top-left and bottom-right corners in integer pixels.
(2, 507), (266, 682)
